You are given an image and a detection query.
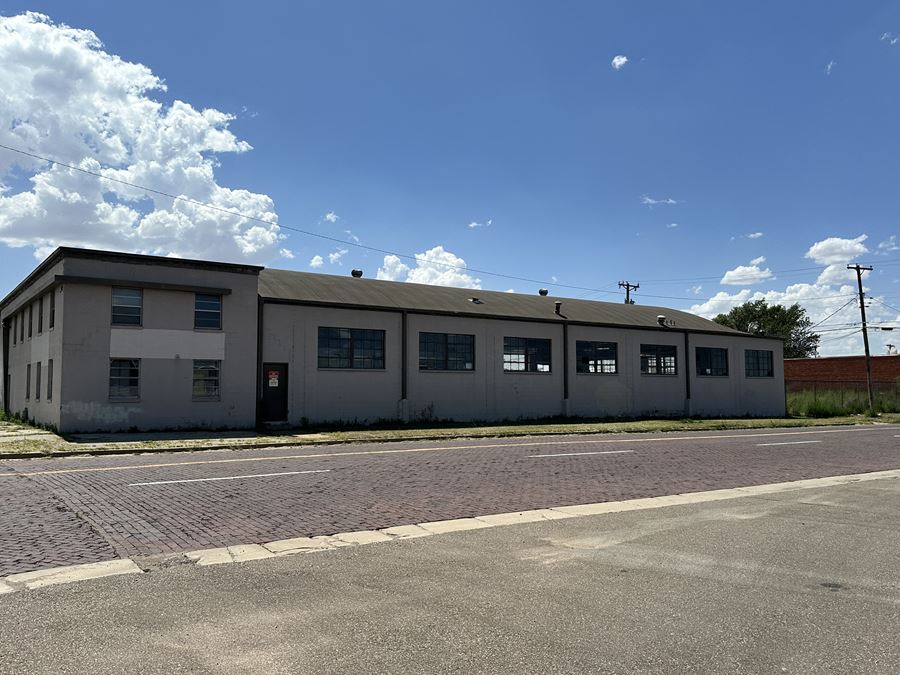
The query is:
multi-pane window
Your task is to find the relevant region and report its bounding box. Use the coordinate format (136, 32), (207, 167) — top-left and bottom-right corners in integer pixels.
(194, 294), (222, 329)
(37, 296), (43, 334)
(640, 344), (677, 375)
(12, 315), (16, 345)
(47, 360), (53, 401)
(25, 363), (31, 399)
(35, 362), (41, 400)
(192, 360), (221, 400)
(503, 337), (552, 372)
(49, 291), (55, 330)
(109, 359), (140, 399)
(696, 347), (729, 377)
(111, 287), (142, 326)
(419, 332), (475, 371)
(576, 341), (618, 374)
(317, 327), (385, 369)
(28, 304), (33, 338)
(745, 349), (774, 378)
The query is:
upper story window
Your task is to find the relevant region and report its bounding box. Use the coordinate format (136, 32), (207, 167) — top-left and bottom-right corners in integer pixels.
(640, 344), (677, 375)
(49, 291), (55, 330)
(12, 314), (16, 345)
(19, 310), (24, 342)
(696, 347), (728, 377)
(317, 327), (385, 369)
(28, 303), (33, 338)
(745, 349), (774, 378)
(111, 287), (142, 326)
(194, 294), (222, 330)
(37, 296), (43, 334)
(576, 341), (618, 374)
(419, 332), (475, 371)
(503, 337), (551, 372)
(109, 358), (140, 399)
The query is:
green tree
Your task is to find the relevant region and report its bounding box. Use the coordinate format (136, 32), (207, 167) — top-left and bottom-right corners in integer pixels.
(713, 299), (820, 358)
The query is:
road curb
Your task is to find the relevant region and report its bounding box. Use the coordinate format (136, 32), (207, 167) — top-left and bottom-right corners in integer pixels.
(4, 467), (899, 595)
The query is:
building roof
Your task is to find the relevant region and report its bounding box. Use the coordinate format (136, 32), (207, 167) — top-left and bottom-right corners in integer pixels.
(259, 268), (754, 337)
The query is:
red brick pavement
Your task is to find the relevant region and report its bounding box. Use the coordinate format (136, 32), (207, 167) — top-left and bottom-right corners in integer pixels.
(2, 426), (899, 576)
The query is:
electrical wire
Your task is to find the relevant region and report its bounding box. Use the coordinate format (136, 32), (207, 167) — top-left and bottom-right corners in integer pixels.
(809, 298), (858, 329)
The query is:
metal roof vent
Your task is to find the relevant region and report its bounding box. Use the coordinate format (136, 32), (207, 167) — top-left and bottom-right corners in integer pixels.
(538, 288), (549, 296)
(555, 301), (562, 315)
(468, 297), (483, 304)
(657, 314), (676, 328)
(351, 269), (363, 278)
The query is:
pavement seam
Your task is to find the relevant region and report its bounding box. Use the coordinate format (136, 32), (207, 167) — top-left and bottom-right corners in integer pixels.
(3, 467), (899, 594)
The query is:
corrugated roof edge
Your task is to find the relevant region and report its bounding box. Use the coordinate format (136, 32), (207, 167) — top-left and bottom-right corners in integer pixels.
(0, 247), (263, 312)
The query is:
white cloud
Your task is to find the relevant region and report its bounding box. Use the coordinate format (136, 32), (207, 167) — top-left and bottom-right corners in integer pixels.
(720, 263), (775, 286)
(328, 248), (348, 265)
(505, 288), (515, 293)
(279, 248), (294, 259)
(747, 232), (764, 239)
(689, 284), (703, 295)
(551, 276), (558, 283)
(641, 195), (678, 206)
(611, 55), (628, 70)
(749, 256), (766, 265)
(881, 32), (899, 45)
(815, 264), (859, 286)
(805, 234), (868, 265)
(825, 60), (836, 75)
(667, 223), (679, 229)
(0, 13), (282, 262)
(467, 219), (492, 229)
(344, 229), (360, 243)
(309, 254), (324, 269)
(376, 246), (481, 289)
(877, 235), (898, 254)
(324, 211), (339, 223)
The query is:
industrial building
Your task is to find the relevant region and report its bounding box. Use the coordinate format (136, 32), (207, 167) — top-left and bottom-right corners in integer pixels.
(1, 247), (785, 433)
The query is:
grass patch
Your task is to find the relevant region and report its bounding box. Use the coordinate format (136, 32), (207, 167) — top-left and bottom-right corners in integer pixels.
(787, 388), (900, 417)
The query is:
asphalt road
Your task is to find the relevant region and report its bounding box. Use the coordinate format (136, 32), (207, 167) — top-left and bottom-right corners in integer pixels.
(2, 475), (899, 674)
(1, 424), (899, 575)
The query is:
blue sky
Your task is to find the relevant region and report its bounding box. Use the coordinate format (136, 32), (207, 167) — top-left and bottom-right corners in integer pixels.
(0, 1), (899, 354)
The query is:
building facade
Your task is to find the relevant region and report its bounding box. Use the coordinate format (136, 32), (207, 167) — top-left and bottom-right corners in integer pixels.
(1, 248), (786, 433)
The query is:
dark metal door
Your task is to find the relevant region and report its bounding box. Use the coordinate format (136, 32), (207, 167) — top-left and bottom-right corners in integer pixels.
(261, 363), (288, 422)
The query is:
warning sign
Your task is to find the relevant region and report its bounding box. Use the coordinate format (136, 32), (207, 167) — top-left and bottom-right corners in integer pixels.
(267, 370), (279, 387)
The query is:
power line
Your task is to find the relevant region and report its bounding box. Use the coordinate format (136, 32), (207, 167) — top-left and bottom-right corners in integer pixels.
(809, 297), (858, 329)
(869, 296), (900, 315)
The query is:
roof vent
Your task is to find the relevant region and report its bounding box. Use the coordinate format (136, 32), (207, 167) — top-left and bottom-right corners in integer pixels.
(538, 288), (549, 296)
(657, 314), (676, 328)
(555, 301), (562, 315)
(468, 297), (483, 304)
(351, 269), (363, 278)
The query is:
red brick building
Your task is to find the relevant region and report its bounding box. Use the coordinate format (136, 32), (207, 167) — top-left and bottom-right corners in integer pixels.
(784, 355), (900, 385)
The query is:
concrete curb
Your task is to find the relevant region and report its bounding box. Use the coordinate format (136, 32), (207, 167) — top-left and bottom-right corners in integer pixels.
(3, 468), (899, 595)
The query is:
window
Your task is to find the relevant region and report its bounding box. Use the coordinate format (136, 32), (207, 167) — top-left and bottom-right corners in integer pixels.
(109, 359), (140, 399)
(25, 363), (31, 400)
(745, 349), (774, 378)
(19, 310), (24, 342)
(194, 294), (222, 329)
(419, 332), (475, 371)
(503, 337), (552, 372)
(35, 362), (41, 400)
(37, 296), (43, 334)
(12, 314), (16, 345)
(696, 347), (729, 377)
(576, 341), (618, 374)
(317, 327), (385, 369)
(47, 360), (53, 401)
(192, 360), (221, 400)
(640, 344), (677, 375)
(111, 287), (142, 326)
(28, 303), (33, 338)
(49, 291), (55, 330)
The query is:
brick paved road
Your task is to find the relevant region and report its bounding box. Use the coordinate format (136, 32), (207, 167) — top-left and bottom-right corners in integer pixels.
(1, 425), (899, 575)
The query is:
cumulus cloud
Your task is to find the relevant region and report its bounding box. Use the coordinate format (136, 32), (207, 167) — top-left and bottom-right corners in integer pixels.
(324, 212), (339, 223)
(328, 248), (348, 264)
(747, 232), (764, 239)
(611, 55), (628, 70)
(0, 13), (283, 262)
(805, 234), (868, 265)
(641, 195), (677, 206)
(376, 246), (481, 289)
(309, 254), (324, 269)
(877, 235), (898, 254)
(720, 260), (775, 285)
(467, 219), (492, 229)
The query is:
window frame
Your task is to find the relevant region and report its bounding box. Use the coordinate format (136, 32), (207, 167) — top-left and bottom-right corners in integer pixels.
(37, 296), (43, 335)
(109, 358), (141, 400)
(317, 327), (386, 370)
(640, 344), (678, 376)
(111, 287), (143, 327)
(744, 349), (774, 378)
(503, 336), (552, 373)
(28, 303), (33, 339)
(25, 363), (31, 400)
(575, 340), (619, 374)
(47, 359), (53, 401)
(19, 310), (24, 342)
(49, 291), (55, 330)
(418, 332), (476, 371)
(194, 293), (223, 330)
(35, 362), (41, 401)
(192, 359), (222, 401)
(695, 347), (729, 377)
(12, 314), (16, 346)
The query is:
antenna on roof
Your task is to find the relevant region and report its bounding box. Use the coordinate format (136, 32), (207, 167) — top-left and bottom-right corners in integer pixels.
(351, 269), (363, 278)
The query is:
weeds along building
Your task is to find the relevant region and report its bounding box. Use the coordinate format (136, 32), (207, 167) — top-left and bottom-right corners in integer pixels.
(0, 247), (785, 432)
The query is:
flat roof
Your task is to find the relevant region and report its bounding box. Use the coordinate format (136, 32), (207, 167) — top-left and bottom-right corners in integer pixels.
(259, 268), (754, 337)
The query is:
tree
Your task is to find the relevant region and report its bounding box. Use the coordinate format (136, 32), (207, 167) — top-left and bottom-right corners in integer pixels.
(713, 299), (820, 358)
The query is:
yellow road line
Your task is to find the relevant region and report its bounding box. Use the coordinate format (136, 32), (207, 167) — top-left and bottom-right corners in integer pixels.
(0, 426), (894, 478)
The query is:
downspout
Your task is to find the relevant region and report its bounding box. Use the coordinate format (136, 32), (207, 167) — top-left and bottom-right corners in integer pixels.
(2, 318), (9, 415)
(255, 296), (264, 428)
(683, 330), (691, 417)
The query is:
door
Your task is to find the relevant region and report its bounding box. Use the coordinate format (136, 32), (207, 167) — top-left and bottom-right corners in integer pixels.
(262, 363), (288, 422)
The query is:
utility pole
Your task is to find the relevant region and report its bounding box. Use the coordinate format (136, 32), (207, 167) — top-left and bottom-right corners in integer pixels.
(619, 281), (639, 305)
(847, 264), (875, 415)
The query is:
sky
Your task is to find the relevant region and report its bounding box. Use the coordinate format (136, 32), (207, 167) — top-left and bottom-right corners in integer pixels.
(0, 1), (898, 356)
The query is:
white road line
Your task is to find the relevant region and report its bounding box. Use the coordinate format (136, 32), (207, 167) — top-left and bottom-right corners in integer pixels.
(528, 450), (635, 458)
(129, 469), (331, 487)
(756, 440), (823, 447)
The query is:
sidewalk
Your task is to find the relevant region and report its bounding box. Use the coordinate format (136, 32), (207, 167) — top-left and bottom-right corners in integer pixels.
(1, 413), (899, 459)
(2, 473), (898, 673)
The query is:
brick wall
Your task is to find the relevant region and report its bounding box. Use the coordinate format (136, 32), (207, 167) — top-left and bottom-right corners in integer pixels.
(784, 355), (900, 384)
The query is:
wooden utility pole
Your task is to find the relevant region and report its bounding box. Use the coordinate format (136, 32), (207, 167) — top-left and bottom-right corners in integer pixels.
(618, 281), (639, 305)
(847, 263), (875, 415)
